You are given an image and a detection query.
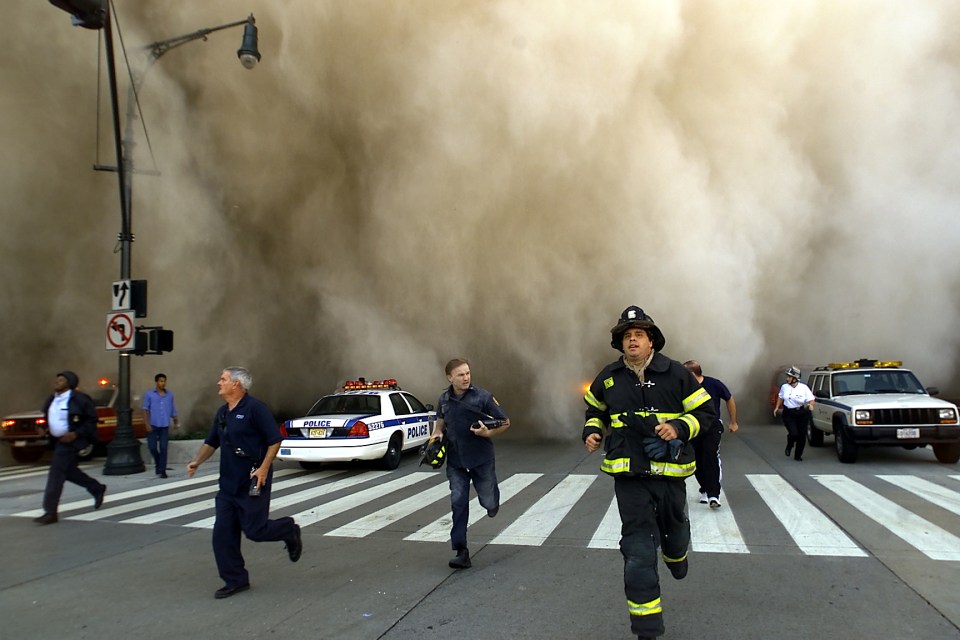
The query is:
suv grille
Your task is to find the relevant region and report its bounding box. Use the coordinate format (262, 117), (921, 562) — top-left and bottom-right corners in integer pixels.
(871, 408), (940, 425)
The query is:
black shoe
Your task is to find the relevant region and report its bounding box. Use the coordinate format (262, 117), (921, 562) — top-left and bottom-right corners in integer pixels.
(94, 484), (106, 510)
(795, 456), (803, 462)
(449, 548), (471, 569)
(159, 472), (168, 479)
(214, 583), (250, 599)
(286, 524), (302, 562)
(785, 444), (792, 457)
(487, 505), (499, 518)
(667, 558), (688, 580)
(33, 513), (58, 525)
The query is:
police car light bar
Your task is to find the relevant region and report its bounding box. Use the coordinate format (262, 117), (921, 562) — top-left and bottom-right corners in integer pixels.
(827, 360), (902, 370)
(343, 378), (399, 390)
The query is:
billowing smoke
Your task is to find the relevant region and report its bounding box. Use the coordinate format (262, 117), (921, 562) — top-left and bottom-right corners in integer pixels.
(4, 1), (960, 438)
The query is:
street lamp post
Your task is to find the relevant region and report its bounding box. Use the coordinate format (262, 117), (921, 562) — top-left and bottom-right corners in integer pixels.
(48, 1), (261, 474)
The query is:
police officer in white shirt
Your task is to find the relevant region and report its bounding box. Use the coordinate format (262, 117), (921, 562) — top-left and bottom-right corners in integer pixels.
(773, 366), (816, 461)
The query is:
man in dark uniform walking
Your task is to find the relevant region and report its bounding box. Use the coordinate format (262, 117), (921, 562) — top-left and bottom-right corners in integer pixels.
(187, 366), (302, 599)
(429, 357), (510, 570)
(583, 307), (714, 640)
(34, 371), (106, 524)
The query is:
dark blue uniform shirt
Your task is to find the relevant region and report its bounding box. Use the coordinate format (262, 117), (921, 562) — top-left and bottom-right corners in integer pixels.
(204, 394), (282, 496)
(437, 385), (507, 469)
(700, 376), (731, 426)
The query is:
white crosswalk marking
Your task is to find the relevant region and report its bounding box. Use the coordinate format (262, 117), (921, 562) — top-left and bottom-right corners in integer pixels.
(120, 470), (341, 525)
(748, 474), (865, 557)
(326, 481), (450, 538)
(181, 470), (392, 529)
(877, 475), (960, 517)
(588, 498), (621, 550)
(491, 474), (596, 546)
(813, 475), (960, 561)
(686, 477), (749, 554)
(404, 472), (542, 543)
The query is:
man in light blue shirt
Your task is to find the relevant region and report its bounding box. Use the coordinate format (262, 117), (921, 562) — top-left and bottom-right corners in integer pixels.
(142, 373), (179, 478)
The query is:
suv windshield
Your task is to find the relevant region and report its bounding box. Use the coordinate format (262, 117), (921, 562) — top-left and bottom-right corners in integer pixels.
(307, 394), (382, 415)
(832, 371), (925, 395)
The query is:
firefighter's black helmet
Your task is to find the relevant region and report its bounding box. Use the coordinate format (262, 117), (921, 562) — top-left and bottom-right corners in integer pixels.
(418, 436), (446, 469)
(610, 306), (666, 352)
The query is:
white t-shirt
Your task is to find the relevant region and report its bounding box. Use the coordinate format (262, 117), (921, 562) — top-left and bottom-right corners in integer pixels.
(48, 390), (71, 437)
(779, 382), (814, 409)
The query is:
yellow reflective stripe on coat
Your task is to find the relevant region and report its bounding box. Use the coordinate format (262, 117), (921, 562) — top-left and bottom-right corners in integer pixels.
(628, 597), (662, 617)
(584, 417), (605, 432)
(676, 413), (701, 439)
(649, 459), (696, 478)
(584, 390), (607, 411)
(683, 387), (711, 412)
(601, 457), (631, 474)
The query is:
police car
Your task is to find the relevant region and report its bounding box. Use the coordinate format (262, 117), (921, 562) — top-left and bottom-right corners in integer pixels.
(277, 379), (435, 470)
(806, 359), (960, 464)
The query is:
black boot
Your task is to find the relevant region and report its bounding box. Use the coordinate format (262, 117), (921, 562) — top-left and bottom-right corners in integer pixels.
(448, 548), (471, 569)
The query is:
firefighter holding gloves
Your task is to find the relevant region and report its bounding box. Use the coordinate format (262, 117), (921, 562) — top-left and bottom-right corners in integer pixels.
(583, 306), (714, 640)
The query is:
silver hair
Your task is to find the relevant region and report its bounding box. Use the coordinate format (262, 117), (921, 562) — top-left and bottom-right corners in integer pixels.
(224, 366), (252, 390)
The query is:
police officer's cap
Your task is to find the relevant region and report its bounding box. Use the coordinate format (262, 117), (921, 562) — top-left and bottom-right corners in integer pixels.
(610, 306), (666, 352)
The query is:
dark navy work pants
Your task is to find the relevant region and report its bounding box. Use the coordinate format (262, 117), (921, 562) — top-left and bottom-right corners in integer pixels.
(212, 485), (297, 588)
(446, 460), (499, 551)
(42, 441), (102, 515)
(692, 420), (724, 498)
(146, 427), (169, 475)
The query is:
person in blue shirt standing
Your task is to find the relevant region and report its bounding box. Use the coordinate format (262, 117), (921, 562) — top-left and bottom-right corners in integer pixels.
(429, 357), (510, 569)
(186, 367), (302, 599)
(142, 373), (179, 478)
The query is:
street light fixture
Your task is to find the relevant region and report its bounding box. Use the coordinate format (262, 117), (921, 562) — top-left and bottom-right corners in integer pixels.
(49, 1), (262, 474)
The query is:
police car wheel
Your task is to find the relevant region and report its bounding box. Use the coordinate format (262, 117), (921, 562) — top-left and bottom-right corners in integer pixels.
(299, 461), (324, 471)
(10, 448), (44, 464)
(381, 433), (403, 470)
(932, 443), (960, 464)
(77, 443), (97, 462)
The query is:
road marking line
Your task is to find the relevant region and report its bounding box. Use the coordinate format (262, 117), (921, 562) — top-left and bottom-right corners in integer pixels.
(326, 482), (450, 538)
(491, 474), (595, 546)
(404, 472), (542, 543)
(877, 475), (960, 518)
(749, 474), (864, 556)
(118, 470), (338, 525)
(588, 497), (621, 550)
(687, 477), (749, 553)
(813, 474), (960, 561)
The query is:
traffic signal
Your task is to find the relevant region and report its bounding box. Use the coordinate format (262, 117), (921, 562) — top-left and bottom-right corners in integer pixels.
(149, 329), (174, 353)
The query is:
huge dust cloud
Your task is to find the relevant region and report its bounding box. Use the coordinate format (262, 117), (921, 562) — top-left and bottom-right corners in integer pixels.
(3, 1), (960, 438)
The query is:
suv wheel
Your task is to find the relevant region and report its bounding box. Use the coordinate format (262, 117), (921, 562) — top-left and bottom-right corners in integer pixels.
(808, 425), (825, 447)
(834, 423), (858, 463)
(932, 443), (960, 464)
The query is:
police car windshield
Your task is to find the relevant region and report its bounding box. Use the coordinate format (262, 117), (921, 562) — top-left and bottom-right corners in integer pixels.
(833, 371), (925, 395)
(307, 394), (382, 416)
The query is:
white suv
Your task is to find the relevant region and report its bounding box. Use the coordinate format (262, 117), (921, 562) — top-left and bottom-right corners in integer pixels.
(806, 359), (960, 464)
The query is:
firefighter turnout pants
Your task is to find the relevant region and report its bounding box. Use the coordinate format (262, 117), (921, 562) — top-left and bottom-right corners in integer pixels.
(614, 475), (690, 638)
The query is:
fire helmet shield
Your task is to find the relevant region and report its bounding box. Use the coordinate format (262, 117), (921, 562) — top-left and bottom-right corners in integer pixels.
(610, 306), (666, 352)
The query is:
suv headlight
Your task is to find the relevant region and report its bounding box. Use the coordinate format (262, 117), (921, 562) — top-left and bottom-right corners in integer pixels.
(939, 408), (957, 423)
(854, 410), (872, 425)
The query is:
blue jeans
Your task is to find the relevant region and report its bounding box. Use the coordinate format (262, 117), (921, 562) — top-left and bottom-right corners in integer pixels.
(147, 426), (169, 474)
(446, 460), (499, 551)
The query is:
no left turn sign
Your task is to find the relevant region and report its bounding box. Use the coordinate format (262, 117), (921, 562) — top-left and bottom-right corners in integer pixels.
(106, 311), (135, 350)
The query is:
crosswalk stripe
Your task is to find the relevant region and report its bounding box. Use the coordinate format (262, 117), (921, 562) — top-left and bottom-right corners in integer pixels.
(877, 475), (960, 518)
(119, 470), (340, 525)
(748, 474), (865, 557)
(686, 478), (749, 554)
(326, 481), (450, 538)
(183, 470), (413, 529)
(588, 498), (621, 550)
(813, 475), (960, 561)
(404, 472), (542, 543)
(491, 474), (596, 546)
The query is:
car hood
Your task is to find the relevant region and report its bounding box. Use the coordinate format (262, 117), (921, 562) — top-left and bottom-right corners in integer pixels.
(2, 410), (43, 420)
(836, 394), (957, 409)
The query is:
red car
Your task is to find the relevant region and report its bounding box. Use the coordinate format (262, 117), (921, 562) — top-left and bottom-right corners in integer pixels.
(1, 378), (148, 463)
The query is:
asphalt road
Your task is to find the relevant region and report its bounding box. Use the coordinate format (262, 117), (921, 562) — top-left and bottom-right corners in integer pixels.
(1, 423), (958, 640)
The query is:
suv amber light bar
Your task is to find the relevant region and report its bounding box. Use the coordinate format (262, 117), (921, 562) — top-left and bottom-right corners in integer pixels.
(827, 360), (902, 370)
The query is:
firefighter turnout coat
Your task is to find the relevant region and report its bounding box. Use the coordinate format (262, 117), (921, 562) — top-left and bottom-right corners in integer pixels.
(583, 352), (714, 478)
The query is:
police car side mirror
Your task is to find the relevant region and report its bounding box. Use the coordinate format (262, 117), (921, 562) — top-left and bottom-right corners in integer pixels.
(425, 404), (434, 411)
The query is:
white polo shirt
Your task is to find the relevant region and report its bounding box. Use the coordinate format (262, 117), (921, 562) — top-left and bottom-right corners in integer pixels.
(48, 390), (71, 437)
(779, 382), (814, 409)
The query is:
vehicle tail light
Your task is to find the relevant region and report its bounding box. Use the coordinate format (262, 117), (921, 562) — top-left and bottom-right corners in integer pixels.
(347, 420), (369, 438)
(36, 418), (46, 425)
(279, 421), (289, 437)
